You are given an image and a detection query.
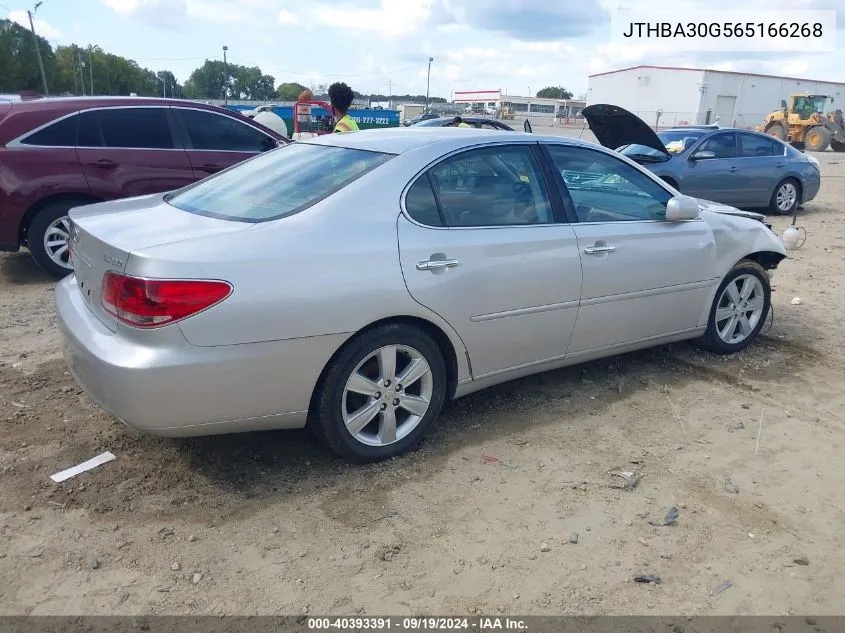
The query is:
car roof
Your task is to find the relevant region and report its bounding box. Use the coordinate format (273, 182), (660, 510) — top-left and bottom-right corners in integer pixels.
(302, 127), (591, 155)
(6, 96), (233, 115)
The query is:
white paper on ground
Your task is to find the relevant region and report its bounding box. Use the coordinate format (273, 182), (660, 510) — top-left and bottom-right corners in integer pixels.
(50, 452), (116, 483)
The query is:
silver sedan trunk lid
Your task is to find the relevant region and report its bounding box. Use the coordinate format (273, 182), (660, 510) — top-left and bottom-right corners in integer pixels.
(68, 194), (250, 331)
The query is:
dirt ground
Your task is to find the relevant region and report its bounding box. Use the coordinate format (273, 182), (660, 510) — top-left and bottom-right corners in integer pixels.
(2, 134), (845, 617)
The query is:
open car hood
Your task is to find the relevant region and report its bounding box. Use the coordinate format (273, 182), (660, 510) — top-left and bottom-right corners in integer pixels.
(582, 104), (670, 157)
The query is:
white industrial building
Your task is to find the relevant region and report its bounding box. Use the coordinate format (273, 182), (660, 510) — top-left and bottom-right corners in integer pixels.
(586, 65), (845, 129)
(452, 90), (585, 120)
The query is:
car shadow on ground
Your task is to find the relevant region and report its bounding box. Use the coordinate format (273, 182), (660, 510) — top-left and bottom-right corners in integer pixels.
(156, 342), (765, 505)
(0, 251), (53, 284)
(27, 331), (821, 524)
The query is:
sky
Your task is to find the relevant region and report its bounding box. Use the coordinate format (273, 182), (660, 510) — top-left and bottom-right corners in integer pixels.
(3, 0), (845, 99)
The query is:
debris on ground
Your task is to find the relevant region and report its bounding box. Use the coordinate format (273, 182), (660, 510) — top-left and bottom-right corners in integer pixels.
(540, 542), (551, 552)
(171, 562), (180, 571)
(608, 468), (641, 489)
(481, 455), (499, 464)
(793, 555), (810, 566)
(568, 532), (579, 544)
(727, 421), (745, 433)
(191, 573), (203, 585)
(710, 580), (733, 596)
(725, 479), (740, 494)
(634, 575), (662, 585)
(791, 297), (802, 305)
(49, 451), (116, 483)
(662, 506), (679, 526)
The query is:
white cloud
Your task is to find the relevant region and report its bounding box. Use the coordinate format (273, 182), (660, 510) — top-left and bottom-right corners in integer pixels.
(783, 60), (810, 75)
(277, 9), (299, 26)
(310, 0), (434, 37)
(8, 9), (61, 41)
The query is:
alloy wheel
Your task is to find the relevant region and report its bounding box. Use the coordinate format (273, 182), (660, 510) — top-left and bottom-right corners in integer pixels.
(341, 344), (434, 447)
(714, 274), (766, 344)
(776, 182), (797, 212)
(43, 215), (72, 270)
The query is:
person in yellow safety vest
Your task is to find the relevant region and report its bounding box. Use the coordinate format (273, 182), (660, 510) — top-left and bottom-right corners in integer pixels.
(452, 116), (471, 128)
(328, 82), (360, 133)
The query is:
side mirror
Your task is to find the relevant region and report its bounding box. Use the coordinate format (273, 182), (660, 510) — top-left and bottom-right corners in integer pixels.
(665, 195), (700, 222)
(690, 150), (716, 160)
(780, 99), (788, 109)
(523, 119), (533, 134)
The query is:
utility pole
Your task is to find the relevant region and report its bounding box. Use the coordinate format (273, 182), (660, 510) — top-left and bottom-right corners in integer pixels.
(388, 79), (392, 109)
(222, 45), (229, 106)
(425, 57), (434, 113)
(27, 3), (48, 95)
(77, 48), (85, 96)
(89, 46), (94, 96)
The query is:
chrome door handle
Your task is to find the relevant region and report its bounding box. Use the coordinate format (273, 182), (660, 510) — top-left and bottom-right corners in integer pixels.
(416, 258), (460, 271)
(729, 166), (740, 172)
(775, 162), (786, 168)
(583, 244), (616, 255)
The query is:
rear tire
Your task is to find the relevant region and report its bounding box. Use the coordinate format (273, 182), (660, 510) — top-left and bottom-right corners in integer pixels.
(28, 199), (93, 278)
(697, 260), (771, 355)
(804, 126), (831, 152)
(769, 178), (800, 215)
(312, 323), (447, 463)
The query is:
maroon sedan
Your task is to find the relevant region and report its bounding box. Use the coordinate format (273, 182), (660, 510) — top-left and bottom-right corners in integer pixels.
(0, 96), (288, 277)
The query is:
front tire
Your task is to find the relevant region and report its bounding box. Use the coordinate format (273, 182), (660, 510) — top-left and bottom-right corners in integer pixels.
(804, 126), (831, 152)
(312, 324), (447, 463)
(28, 199), (91, 278)
(766, 123), (786, 141)
(697, 260), (771, 355)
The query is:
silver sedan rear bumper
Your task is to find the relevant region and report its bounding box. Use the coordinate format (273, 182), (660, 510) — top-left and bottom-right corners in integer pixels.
(55, 276), (347, 437)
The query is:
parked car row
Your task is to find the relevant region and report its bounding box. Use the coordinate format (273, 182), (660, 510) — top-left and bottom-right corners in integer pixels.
(0, 96), (287, 276)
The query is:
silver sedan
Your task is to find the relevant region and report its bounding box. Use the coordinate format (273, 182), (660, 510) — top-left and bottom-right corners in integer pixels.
(56, 128), (788, 462)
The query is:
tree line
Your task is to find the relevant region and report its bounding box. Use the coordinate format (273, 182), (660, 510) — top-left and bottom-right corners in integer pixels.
(0, 19), (448, 103)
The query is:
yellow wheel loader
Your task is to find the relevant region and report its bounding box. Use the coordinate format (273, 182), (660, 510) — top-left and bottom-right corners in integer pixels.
(758, 93), (845, 152)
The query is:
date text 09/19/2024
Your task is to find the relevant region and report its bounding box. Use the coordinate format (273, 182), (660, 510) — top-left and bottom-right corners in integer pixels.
(307, 617), (528, 631)
(622, 21), (823, 38)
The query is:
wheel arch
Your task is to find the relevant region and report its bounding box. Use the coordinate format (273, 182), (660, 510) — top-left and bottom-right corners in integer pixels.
(307, 314), (465, 423)
(744, 250), (787, 271)
(19, 193), (103, 246)
(771, 175), (803, 205)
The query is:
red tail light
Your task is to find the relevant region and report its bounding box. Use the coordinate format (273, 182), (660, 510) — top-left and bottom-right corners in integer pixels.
(101, 272), (232, 328)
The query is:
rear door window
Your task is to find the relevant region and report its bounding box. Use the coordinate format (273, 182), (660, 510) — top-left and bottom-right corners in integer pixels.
(739, 132), (777, 157)
(79, 107), (176, 149)
(22, 114), (79, 147)
(176, 108), (277, 152)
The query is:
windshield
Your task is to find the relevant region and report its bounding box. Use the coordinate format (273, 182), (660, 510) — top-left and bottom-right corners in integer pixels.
(166, 143), (393, 222)
(620, 129), (707, 159)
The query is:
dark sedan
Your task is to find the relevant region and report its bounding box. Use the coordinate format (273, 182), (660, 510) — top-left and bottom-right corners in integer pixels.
(409, 116), (516, 131)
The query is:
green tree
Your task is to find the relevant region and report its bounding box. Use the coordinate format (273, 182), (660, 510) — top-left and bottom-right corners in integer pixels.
(0, 19), (57, 93)
(275, 82), (307, 100)
(536, 86), (573, 99)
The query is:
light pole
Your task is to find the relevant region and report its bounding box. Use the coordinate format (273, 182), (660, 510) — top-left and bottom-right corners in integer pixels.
(388, 79), (392, 109)
(27, 2), (48, 95)
(425, 57), (434, 113)
(222, 45), (229, 105)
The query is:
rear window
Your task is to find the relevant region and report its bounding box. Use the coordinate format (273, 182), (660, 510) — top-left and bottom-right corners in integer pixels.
(22, 114), (79, 146)
(165, 143), (393, 222)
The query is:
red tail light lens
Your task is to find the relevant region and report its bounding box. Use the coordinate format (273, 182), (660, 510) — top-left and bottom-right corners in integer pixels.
(101, 272), (232, 328)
